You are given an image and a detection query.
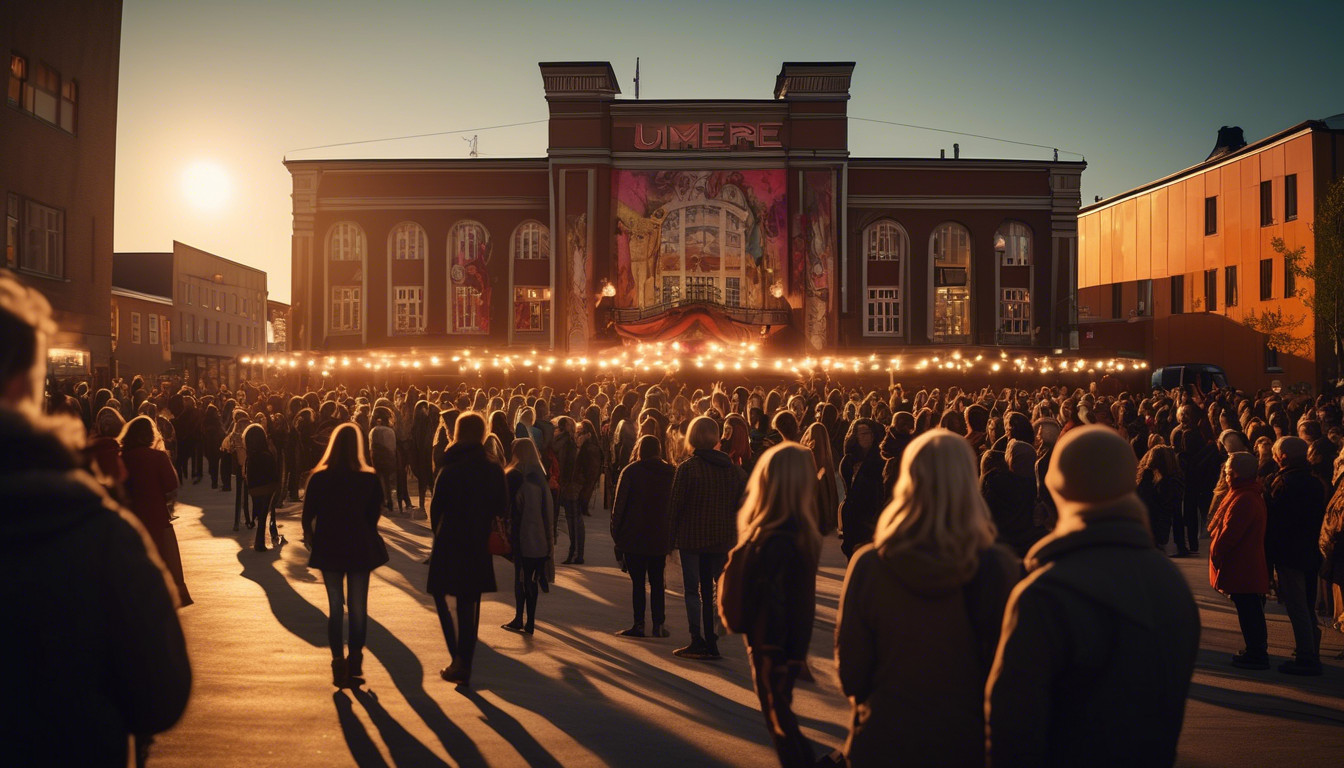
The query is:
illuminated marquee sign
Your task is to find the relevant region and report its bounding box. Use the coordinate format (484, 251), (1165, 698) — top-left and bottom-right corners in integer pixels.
(634, 122), (784, 151)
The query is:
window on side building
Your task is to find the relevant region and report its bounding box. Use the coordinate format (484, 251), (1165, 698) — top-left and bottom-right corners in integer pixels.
(1171, 274), (1185, 314)
(1260, 258), (1273, 301)
(1225, 265), (1238, 307)
(1204, 269), (1218, 311)
(1285, 174), (1298, 221)
(1204, 196), (1218, 236)
(1260, 181), (1273, 227)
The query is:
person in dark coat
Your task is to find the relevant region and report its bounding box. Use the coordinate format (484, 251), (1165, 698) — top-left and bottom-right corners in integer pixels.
(245, 423), (282, 551)
(427, 412), (504, 687)
(878, 412), (914, 500)
(980, 440), (1039, 558)
(1208, 452), (1271, 669)
(1137, 444), (1184, 550)
(0, 280), (192, 766)
(838, 418), (885, 559)
(1265, 436), (1327, 675)
(302, 423), (390, 687)
(668, 416), (748, 660)
(837, 430), (1020, 768)
(553, 417), (585, 563)
(723, 444), (823, 768)
(987, 426), (1200, 768)
(200, 403), (225, 489)
(502, 437), (554, 635)
(611, 435), (676, 638)
(1171, 405), (1218, 556)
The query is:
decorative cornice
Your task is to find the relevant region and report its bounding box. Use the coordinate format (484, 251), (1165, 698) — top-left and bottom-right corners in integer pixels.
(317, 196), (549, 212)
(848, 195), (1054, 210)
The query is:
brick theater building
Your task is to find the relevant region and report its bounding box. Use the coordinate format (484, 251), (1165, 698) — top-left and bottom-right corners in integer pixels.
(285, 62), (1085, 357)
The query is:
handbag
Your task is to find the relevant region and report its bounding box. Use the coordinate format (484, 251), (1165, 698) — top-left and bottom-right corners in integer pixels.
(488, 515), (512, 557)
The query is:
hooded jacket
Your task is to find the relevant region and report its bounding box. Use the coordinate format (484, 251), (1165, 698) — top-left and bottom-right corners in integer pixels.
(0, 410), (191, 767)
(836, 542), (1020, 768)
(986, 508), (1200, 768)
(1208, 477), (1269, 595)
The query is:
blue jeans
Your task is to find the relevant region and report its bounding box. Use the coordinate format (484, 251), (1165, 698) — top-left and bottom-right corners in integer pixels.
(322, 570), (370, 659)
(680, 550), (727, 642)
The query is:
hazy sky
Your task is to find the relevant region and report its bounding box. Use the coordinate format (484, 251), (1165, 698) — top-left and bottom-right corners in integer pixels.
(113, 0), (1344, 303)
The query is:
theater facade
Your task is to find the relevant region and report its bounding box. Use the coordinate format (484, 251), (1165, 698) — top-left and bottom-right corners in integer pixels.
(284, 62), (1085, 357)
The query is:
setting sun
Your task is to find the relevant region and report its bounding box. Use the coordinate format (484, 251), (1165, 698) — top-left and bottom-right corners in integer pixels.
(181, 160), (231, 211)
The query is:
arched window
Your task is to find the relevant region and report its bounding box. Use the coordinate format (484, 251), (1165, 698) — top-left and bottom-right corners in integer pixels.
(512, 221), (549, 261)
(389, 221), (427, 260)
(994, 221), (1031, 266)
(656, 190), (750, 308)
(863, 220), (908, 336)
(327, 222), (365, 262)
(930, 222), (971, 342)
(449, 220), (490, 333)
(325, 222), (366, 335)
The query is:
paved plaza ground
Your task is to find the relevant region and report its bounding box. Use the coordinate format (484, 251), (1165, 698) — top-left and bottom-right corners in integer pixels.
(149, 479), (1344, 767)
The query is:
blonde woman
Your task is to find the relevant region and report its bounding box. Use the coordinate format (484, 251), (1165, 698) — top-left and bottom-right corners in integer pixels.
(835, 428), (1021, 767)
(721, 443), (822, 767)
(800, 422), (839, 535)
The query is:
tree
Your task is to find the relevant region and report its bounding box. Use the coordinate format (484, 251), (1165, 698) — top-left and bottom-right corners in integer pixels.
(1241, 305), (1309, 356)
(1281, 176), (1344, 386)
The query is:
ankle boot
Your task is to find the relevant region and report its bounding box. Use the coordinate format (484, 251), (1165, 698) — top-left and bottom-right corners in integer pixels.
(331, 657), (349, 687)
(346, 651), (363, 678)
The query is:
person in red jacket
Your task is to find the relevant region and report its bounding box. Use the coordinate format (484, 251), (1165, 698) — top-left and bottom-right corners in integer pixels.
(1208, 451), (1270, 669)
(120, 415), (190, 605)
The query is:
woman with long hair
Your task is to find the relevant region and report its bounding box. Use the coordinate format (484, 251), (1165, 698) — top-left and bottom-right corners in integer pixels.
(1138, 444), (1184, 549)
(427, 412), (505, 687)
(719, 443), (822, 768)
(244, 423), (283, 552)
(611, 435), (676, 638)
(302, 423), (389, 686)
(502, 437), (554, 635)
(836, 429), (1021, 767)
(800, 422), (839, 536)
(120, 415), (190, 605)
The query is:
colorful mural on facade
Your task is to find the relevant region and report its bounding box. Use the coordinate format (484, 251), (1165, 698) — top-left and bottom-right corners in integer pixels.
(565, 213), (590, 352)
(793, 170), (836, 352)
(612, 170), (788, 314)
(449, 221), (491, 334)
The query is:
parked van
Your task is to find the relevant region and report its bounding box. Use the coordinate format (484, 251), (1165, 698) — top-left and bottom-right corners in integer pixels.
(1150, 364), (1228, 391)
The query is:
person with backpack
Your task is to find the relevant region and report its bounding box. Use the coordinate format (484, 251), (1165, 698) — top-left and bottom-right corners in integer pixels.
(836, 429), (1020, 767)
(718, 443), (822, 768)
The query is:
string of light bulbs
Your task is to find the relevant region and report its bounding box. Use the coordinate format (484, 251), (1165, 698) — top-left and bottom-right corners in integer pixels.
(241, 342), (1148, 380)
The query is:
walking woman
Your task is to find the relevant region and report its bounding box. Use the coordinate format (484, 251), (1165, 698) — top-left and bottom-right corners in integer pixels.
(611, 435), (676, 638)
(427, 412), (505, 687)
(800, 422), (839, 536)
(502, 437), (554, 635)
(223, 411), (251, 529)
(836, 428), (1021, 767)
(245, 423), (283, 551)
(721, 443), (822, 767)
(302, 423), (389, 687)
(120, 415), (191, 605)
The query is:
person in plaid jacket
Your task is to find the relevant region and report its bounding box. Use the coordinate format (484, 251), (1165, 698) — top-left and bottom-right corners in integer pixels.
(669, 416), (747, 660)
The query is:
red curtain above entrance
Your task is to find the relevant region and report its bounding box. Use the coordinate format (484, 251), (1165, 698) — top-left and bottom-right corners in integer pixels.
(614, 304), (786, 345)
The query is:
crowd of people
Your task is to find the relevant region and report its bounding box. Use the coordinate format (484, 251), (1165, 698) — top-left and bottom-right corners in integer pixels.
(5, 266), (1344, 766)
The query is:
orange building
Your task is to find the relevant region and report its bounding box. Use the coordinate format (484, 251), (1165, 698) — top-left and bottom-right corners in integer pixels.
(1077, 118), (1344, 391)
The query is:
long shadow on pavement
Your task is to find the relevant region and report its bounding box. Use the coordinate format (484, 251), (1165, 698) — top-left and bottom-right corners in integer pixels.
(351, 688), (451, 767)
(333, 691), (391, 768)
(1187, 680), (1344, 726)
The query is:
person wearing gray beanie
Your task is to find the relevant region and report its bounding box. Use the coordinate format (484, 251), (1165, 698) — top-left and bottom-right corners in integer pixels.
(986, 425), (1200, 767)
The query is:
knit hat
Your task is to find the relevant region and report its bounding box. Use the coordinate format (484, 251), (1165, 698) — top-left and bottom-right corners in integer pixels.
(1046, 425), (1143, 522)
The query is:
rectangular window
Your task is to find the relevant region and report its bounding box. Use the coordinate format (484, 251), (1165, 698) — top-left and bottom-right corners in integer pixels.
(1111, 283), (1123, 319)
(1285, 174), (1298, 221)
(196, 316), (205, 343)
(1260, 180), (1273, 226)
(725, 277), (741, 308)
(229, 293), (237, 314)
(513, 286), (550, 332)
(7, 54), (24, 105)
(148, 313), (159, 345)
(393, 286), (425, 334)
(865, 287), (901, 336)
(1285, 255), (1296, 298)
(20, 199), (63, 278)
(1138, 279), (1152, 316)
(30, 62), (59, 125)
(130, 312), (141, 344)
(188, 284), (195, 305)
(331, 286), (362, 332)
(1260, 258), (1273, 300)
(182, 314), (191, 343)
(1204, 196), (1217, 236)
(1225, 265), (1238, 307)
(58, 78), (75, 133)
(1171, 274), (1185, 314)
(242, 298), (248, 317)
(214, 320), (219, 345)
(1266, 344), (1281, 372)
(1000, 288), (1031, 337)
(1204, 268), (1218, 311)
(5, 193), (17, 269)
(110, 303), (118, 346)
(661, 276), (681, 305)
(161, 317), (170, 353)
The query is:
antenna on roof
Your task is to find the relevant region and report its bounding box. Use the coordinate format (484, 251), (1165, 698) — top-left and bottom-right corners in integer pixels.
(462, 134), (478, 158)
(634, 57), (640, 100)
